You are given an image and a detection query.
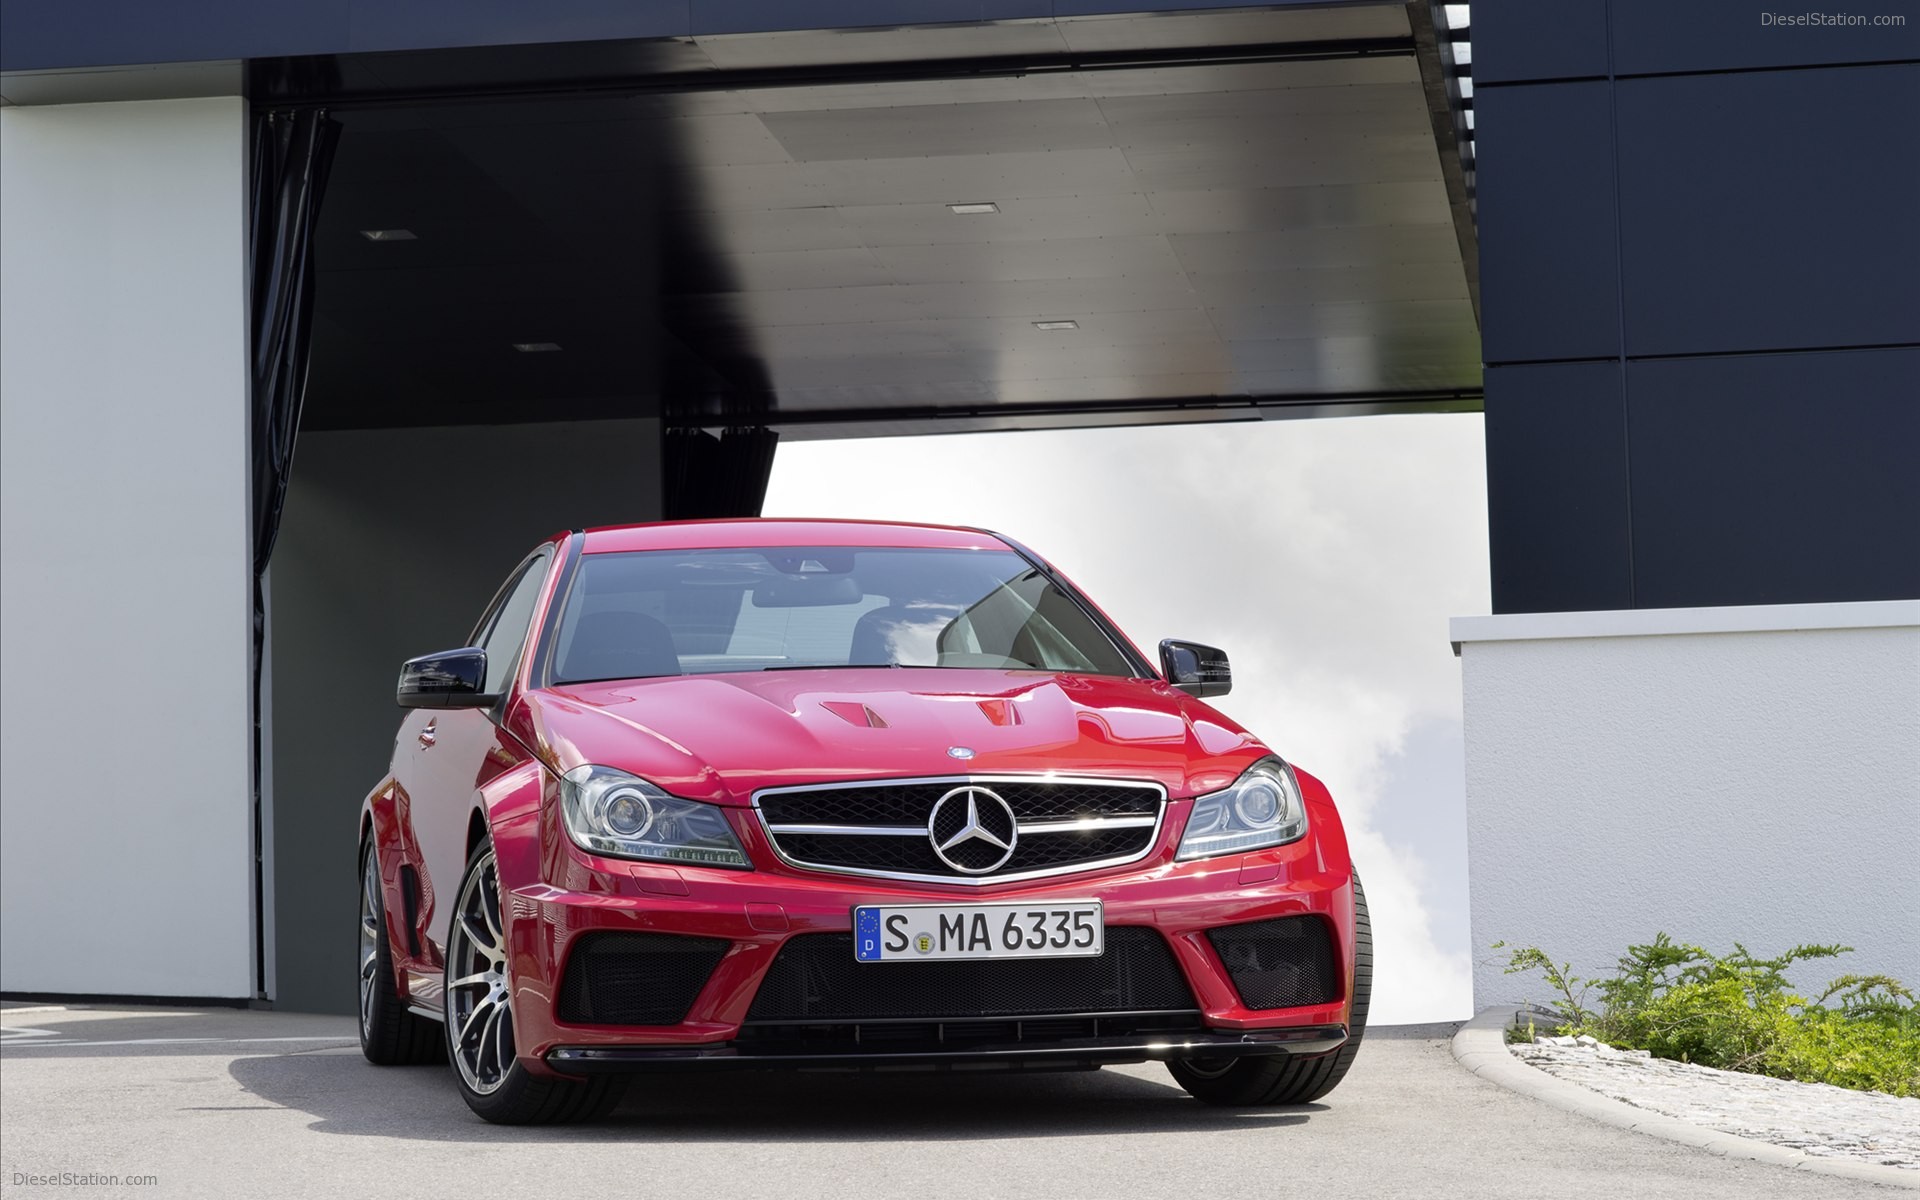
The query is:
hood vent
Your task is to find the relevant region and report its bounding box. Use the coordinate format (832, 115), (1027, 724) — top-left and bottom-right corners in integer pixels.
(976, 699), (1022, 726)
(821, 701), (888, 729)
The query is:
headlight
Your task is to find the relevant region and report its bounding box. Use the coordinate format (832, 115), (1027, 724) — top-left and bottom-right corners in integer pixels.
(559, 765), (749, 868)
(1176, 758), (1308, 860)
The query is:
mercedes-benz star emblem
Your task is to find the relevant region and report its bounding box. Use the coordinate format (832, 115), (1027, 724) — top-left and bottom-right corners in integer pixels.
(927, 786), (1018, 874)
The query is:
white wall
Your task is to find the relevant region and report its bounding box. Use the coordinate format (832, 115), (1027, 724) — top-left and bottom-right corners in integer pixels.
(1457, 602), (1920, 1010)
(1, 98), (252, 997)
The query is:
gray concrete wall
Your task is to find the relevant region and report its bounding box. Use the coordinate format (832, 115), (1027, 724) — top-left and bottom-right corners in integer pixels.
(268, 419), (660, 1013)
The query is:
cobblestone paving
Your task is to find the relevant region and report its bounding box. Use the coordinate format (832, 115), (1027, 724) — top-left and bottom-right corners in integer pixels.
(1513, 1038), (1920, 1171)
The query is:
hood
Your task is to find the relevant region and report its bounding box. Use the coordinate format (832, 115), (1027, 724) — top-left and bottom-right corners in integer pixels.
(516, 668), (1265, 804)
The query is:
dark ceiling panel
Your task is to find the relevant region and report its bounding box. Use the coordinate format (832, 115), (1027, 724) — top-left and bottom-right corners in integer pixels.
(303, 9), (1479, 433)
(1188, 260), (1470, 307)
(734, 53), (1421, 111)
(1054, 5), (1409, 51)
(834, 192), (1160, 246)
(1169, 225), (1461, 274)
(678, 276), (1218, 326)
(760, 97), (1117, 160)
(1123, 135), (1444, 190)
(1096, 80), (1431, 132)
(869, 235), (1189, 285)
(730, 307), (1220, 356)
(1207, 298), (1481, 342)
(1075, 54), (1420, 96)
(1144, 181), (1450, 233)
(692, 20), (1068, 69)
(700, 246), (895, 292)
(684, 147), (1145, 209)
(695, 205), (869, 252)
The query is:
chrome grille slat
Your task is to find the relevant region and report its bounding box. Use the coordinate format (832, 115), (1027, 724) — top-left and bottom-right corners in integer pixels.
(1016, 816), (1158, 834)
(753, 775), (1166, 886)
(763, 823), (927, 837)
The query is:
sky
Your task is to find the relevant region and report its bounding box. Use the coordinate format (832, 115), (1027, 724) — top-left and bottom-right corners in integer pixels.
(764, 412), (1489, 1026)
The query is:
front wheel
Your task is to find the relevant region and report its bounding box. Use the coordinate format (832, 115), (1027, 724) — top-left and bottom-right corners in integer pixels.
(443, 840), (624, 1124)
(1168, 869), (1372, 1105)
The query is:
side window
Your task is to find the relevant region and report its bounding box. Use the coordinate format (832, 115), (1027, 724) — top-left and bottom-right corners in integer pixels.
(938, 572), (1125, 674)
(476, 558), (549, 695)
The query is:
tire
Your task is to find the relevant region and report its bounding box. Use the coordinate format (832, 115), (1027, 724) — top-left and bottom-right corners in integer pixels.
(1168, 869), (1373, 1106)
(358, 842), (443, 1065)
(443, 839), (625, 1125)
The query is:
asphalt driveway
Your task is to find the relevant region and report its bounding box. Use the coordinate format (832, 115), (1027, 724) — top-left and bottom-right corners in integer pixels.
(0, 1004), (1899, 1199)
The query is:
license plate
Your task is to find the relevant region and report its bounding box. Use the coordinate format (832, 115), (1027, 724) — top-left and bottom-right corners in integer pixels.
(853, 901), (1104, 962)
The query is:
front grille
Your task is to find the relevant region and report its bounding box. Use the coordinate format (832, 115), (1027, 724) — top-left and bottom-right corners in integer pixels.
(757, 776), (1163, 883)
(557, 931), (729, 1026)
(746, 928), (1197, 1022)
(1207, 916), (1341, 1010)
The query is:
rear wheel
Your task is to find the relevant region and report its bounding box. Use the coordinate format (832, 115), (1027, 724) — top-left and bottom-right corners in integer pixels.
(358, 844), (442, 1065)
(444, 840), (624, 1124)
(1168, 869), (1373, 1105)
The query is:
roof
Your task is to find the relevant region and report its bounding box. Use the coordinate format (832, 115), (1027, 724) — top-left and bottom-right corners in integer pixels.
(578, 518), (1010, 554)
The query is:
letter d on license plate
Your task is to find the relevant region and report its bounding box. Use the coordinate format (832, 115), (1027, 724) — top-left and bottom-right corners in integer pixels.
(853, 901), (1104, 962)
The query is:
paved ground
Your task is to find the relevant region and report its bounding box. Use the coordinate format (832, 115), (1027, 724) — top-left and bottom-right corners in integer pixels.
(1, 1004), (1906, 1199)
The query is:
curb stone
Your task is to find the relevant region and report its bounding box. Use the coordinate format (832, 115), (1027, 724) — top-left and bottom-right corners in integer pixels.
(1450, 1007), (1919, 1191)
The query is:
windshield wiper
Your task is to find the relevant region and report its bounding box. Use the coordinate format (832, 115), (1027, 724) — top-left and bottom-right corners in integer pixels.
(759, 663), (901, 671)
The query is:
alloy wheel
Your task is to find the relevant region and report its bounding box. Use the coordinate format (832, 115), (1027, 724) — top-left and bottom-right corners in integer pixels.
(446, 850), (514, 1096)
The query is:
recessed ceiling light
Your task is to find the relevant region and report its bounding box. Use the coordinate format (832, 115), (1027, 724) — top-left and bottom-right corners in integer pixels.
(1032, 320), (1079, 331)
(512, 342), (562, 353)
(359, 229), (417, 242)
(947, 202), (999, 215)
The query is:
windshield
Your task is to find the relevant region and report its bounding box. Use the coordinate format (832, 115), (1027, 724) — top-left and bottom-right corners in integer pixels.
(548, 546), (1137, 683)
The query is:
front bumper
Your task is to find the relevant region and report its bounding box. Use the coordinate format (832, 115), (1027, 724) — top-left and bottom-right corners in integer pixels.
(500, 800), (1355, 1079)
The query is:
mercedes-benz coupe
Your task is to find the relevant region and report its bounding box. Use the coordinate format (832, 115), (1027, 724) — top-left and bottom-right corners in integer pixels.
(357, 519), (1370, 1123)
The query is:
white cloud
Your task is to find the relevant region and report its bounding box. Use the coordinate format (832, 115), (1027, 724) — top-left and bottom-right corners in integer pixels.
(764, 413), (1488, 1024)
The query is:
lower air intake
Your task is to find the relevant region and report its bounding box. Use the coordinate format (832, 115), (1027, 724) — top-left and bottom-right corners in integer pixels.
(747, 927), (1195, 1021)
(1207, 916), (1341, 1010)
(557, 931), (729, 1026)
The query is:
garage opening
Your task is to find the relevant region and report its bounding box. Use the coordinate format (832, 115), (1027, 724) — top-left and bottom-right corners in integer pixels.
(263, 5), (1479, 1012)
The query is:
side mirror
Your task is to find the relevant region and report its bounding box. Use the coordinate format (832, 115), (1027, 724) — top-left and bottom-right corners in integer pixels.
(1159, 639), (1231, 698)
(397, 647), (495, 708)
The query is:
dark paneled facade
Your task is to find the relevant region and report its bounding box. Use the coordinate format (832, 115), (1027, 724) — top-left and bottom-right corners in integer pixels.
(0, 0), (1325, 72)
(1475, 1), (1920, 613)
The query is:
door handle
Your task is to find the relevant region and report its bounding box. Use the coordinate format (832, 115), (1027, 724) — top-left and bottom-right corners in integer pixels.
(418, 720), (437, 748)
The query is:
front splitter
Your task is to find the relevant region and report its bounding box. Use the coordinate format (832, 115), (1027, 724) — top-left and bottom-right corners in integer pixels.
(546, 1024), (1346, 1074)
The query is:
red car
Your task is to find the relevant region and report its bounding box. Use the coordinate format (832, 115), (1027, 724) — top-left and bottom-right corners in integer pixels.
(357, 519), (1371, 1123)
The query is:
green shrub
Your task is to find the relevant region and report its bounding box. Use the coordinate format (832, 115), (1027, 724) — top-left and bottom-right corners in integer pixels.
(1496, 934), (1920, 1097)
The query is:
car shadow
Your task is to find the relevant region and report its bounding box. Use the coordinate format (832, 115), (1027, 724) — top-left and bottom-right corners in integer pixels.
(228, 1052), (1323, 1143)
(0, 1007), (357, 1057)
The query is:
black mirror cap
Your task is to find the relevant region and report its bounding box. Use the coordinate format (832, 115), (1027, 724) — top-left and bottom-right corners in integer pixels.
(1159, 639), (1231, 698)
(397, 647), (496, 708)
